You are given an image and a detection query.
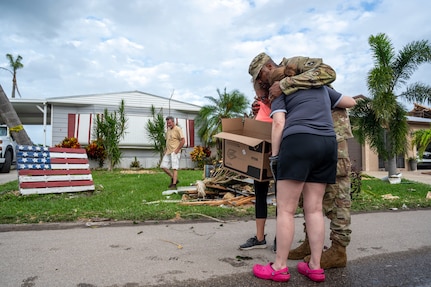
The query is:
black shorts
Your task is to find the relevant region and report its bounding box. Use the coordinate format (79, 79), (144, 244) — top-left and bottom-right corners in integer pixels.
(277, 133), (337, 184)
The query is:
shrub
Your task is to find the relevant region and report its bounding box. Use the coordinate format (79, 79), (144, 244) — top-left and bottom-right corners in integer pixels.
(85, 139), (106, 168)
(56, 137), (81, 149)
(130, 156), (140, 168)
(190, 146), (211, 168)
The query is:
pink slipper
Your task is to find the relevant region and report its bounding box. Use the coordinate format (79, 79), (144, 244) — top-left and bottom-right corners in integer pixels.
(297, 262), (325, 282)
(253, 262), (290, 282)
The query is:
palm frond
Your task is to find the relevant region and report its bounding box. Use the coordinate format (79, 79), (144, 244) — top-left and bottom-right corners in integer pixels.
(392, 40), (431, 88)
(368, 33), (395, 68)
(400, 83), (431, 105)
(195, 88), (249, 147)
(354, 33), (431, 162)
(412, 128), (431, 158)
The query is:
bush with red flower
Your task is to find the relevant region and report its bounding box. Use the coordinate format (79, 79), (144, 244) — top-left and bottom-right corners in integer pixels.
(85, 138), (106, 168)
(190, 145), (211, 168)
(56, 137), (81, 149)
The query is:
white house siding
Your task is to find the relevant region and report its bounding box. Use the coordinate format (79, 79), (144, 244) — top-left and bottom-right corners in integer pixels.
(114, 147), (196, 169)
(51, 105), (79, 146)
(11, 91), (203, 169)
(51, 104), (202, 169)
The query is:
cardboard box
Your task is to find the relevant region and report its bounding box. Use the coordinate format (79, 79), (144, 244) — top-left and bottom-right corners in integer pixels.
(214, 118), (273, 181)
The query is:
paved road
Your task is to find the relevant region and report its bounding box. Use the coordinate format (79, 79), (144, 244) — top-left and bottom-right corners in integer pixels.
(1, 210), (431, 287)
(0, 169), (17, 185)
(1, 170), (431, 286)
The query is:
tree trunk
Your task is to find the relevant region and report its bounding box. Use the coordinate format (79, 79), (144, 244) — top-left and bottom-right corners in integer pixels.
(0, 85), (33, 145)
(383, 129), (398, 178)
(387, 156), (398, 177)
(11, 75), (17, 99)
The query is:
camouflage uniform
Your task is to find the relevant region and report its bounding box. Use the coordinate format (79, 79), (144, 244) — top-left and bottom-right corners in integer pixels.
(293, 109), (353, 248)
(277, 56), (337, 95)
(324, 108), (353, 247)
(267, 56), (353, 252)
(249, 54), (337, 101)
(286, 108), (353, 269)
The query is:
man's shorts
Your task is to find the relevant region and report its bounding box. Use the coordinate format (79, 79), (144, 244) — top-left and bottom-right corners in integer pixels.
(160, 152), (181, 170)
(277, 133), (337, 184)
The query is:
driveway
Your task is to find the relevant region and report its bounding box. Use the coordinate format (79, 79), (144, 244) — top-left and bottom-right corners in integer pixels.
(0, 169), (17, 185)
(364, 169), (431, 185)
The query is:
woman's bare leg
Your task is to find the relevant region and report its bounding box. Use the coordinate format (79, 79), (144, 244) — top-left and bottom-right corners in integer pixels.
(302, 182), (326, 270)
(272, 179), (304, 270)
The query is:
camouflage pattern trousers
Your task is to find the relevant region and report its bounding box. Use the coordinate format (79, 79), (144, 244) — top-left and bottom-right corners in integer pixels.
(299, 140), (352, 247)
(323, 167), (352, 247)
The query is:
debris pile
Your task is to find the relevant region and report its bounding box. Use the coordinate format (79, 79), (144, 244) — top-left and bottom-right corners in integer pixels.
(173, 165), (275, 207)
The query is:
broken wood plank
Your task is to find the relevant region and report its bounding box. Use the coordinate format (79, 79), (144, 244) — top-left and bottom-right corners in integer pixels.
(231, 196), (255, 206)
(205, 183), (228, 191)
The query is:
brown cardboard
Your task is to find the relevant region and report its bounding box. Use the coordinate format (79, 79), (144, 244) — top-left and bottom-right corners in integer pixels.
(214, 118), (272, 181)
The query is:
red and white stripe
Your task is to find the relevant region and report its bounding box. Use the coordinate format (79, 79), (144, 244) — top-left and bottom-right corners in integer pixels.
(17, 146), (95, 195)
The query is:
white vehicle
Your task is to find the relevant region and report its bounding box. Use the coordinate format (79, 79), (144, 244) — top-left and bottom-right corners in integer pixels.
(417, 144), (431, 169)
(0, 125), (17, 173)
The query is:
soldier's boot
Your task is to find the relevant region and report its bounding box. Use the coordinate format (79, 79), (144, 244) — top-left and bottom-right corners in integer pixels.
(304, 241), (347, 269)
(288, 237), (310, 260)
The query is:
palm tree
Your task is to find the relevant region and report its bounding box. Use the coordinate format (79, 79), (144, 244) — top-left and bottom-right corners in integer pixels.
(350, 33), (431, 177)
(146, 105), (166, 166)
(412, 128), (431, 159)
(195, 88), (249, 156)
(94, 99), (127, 171)
(5, 54), (24, 98)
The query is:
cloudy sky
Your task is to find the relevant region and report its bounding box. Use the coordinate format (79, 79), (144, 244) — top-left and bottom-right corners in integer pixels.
(1, 0), (430, 144)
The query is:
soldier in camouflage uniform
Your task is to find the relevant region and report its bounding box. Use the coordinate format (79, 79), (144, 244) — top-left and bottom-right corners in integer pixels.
(240, 55), (337, 251)
(251, 53), (337, 101)
(250, 52), (353, 269)
(289, 108), (353, 269)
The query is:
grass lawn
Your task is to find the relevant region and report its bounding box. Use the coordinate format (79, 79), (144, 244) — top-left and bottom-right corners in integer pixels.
(0, 169), (430, 224)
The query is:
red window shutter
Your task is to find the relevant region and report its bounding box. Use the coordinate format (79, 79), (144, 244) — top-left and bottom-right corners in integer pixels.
(188, 120), (195, 147)
(67, 114), (76, 138)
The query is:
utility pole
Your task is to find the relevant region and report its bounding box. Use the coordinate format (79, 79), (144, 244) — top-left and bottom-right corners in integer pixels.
(168, 89), (175, 116)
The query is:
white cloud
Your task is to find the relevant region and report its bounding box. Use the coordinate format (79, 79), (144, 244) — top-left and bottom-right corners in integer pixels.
(1, 0), (430, 144)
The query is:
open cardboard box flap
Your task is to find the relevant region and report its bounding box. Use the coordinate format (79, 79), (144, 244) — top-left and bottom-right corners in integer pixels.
(214, 118), (272, 145)
(214, 132), (265, 147)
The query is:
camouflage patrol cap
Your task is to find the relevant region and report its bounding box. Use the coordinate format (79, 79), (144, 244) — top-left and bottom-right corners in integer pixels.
(249, 52), (271, 82)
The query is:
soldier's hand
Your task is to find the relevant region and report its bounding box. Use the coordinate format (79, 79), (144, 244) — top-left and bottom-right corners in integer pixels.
(268, 66), (287, 85)
(269, 81), (282, 102)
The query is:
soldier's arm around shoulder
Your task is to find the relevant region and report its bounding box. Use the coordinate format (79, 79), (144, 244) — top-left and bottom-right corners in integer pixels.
(279, 56), (336, 96)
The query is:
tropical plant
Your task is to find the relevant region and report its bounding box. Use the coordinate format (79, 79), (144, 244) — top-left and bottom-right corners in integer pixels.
(85, 138), (106, 168)
(130, 156), (140, 168)
(350, 33), (431, 177)
(5, 54), (23, 98)
(411, 128), (431, 159)
(55, 137), (81, 149)
(94, 99), (127, 171)
(145, 105), (166, 167)
(0, 54), (30, 146)
(190, 145), (211, 168)
(195, 88), (249, 157)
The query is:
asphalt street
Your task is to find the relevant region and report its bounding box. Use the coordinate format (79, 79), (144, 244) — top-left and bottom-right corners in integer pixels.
(1, 169), (431, 286)
(1, 210), (431, 287)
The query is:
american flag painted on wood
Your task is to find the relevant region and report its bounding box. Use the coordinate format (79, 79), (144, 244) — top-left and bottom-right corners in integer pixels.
(16, 145), (95, 195)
